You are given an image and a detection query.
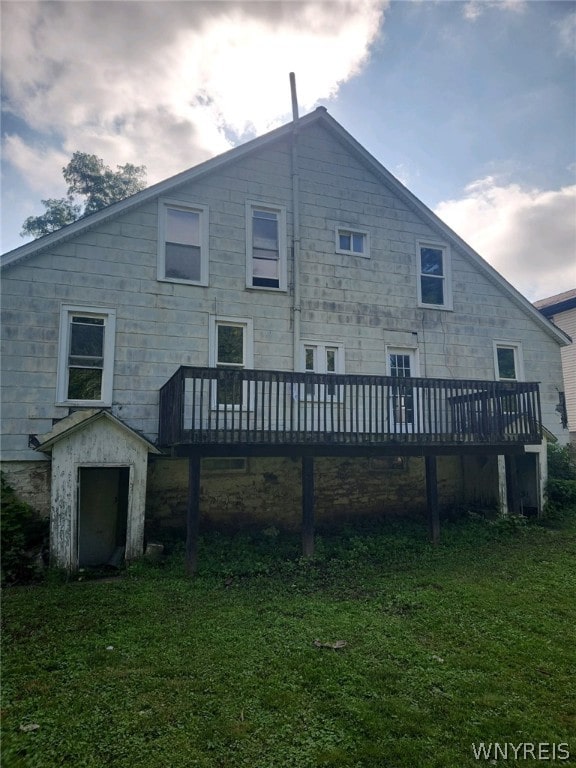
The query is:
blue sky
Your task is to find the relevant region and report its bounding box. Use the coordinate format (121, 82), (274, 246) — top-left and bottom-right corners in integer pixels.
(1, 0), (575, 300)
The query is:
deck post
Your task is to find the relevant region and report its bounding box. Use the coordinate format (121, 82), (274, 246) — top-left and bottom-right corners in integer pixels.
(302, 455), (315, 558)
(505, 455), (521, 515)
(425, 455), (440, 545)
(185, 454), (201, 575)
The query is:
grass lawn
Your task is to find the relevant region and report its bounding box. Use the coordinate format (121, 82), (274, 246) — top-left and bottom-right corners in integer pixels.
(2, 515), (575, 767)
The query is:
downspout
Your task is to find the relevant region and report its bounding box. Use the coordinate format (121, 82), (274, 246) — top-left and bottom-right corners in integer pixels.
(289, 72), (301, 372)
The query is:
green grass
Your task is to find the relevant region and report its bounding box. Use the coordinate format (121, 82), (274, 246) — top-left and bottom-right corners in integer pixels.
(2, 515), (576, 767)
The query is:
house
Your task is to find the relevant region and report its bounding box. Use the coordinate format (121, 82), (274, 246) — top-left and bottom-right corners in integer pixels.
(1, 106), (570, 572)
(534, 289), (576, 442)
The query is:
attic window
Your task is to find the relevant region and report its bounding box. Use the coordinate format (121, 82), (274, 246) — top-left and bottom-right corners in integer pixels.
(158, 199), (209, 285)
(417, 241), (452, 310)
(336, 227), (369, 258)
(246, 202), (287, 291)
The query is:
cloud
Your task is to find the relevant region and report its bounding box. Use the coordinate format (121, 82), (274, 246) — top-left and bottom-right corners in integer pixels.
(434, 178), (576, 302)
(1, 1), (387, 184)
(462, 0), (525, 22)
(556, 10), (576, 57)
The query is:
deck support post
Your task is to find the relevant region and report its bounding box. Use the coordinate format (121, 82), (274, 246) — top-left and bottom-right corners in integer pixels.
(505, 455), (521, 515)
(302, 456), (315, 558)
(425, 455), (440, 545)
(185, 454), (201, 575)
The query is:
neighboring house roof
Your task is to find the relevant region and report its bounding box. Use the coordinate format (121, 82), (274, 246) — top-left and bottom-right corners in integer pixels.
(2, 106), (569, 347)
(534, 288), (576, 318)
(35, 408), (161, 454)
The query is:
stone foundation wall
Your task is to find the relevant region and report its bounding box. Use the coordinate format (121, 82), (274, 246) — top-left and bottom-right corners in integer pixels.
(1, 461), (51, 516)
(145, 454), (478, 536)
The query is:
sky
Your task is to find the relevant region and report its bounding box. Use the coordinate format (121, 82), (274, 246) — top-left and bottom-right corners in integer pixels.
(1, 0), (575, 302)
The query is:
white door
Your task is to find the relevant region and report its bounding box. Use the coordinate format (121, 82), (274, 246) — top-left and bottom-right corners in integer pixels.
(388, 349), (418, 433)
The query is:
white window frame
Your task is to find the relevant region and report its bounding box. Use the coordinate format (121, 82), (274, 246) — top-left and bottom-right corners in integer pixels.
(157, 198), (209, 286)
(416, 240), (453, 310)
(386, 346), (420, 433)
(493, 341), (524, 381)
(56, 305), (116, 406)
(246, 201), (287, 291)
(335, 226), (370, 258)
(209, 316), (254, 410)
(300, 340), (344, 401)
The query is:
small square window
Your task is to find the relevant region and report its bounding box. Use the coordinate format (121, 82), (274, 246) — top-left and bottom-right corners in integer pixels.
(494, 342), (524, 381)
(336, 227), (369, 258)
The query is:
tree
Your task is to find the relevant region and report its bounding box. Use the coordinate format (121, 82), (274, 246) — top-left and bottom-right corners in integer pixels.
(21, 152), (146, 239)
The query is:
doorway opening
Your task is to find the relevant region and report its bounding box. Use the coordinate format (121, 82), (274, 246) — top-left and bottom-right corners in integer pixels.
(77, 466), (130, 568)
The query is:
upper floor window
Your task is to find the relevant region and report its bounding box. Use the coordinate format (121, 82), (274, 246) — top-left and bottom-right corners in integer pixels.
(246, 202), (287, 290)
(417, 241), (452, 309)
(494, 342), (524, 381)
(336, 227), (370, 258)
(57, 306), (116, 405)
(158, 199), (208, 285)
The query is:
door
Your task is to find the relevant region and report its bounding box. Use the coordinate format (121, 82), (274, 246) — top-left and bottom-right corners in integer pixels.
(388, 349), (418, 433)
(77, 467), (129, 567)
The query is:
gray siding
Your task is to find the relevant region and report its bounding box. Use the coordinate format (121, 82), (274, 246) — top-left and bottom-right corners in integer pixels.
(1, 122), (567, 461)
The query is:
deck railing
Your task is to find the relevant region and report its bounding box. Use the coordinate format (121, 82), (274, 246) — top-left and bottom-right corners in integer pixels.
(158, 366), (541, 449)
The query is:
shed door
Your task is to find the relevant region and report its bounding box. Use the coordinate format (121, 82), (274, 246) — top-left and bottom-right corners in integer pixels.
(78, 467), (129, 567)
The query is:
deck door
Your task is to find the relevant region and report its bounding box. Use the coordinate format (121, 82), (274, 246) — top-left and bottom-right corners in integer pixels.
(388, 348), (418, 434)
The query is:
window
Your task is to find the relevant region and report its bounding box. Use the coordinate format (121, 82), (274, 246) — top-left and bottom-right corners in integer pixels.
(158, 199), (208, 285)
(57, 306), (116, 405)
(209, 317), (254, 408)
(246, 202), (287, 290)
(302, 342), (343, 399)
(417, 241), (452, 309)
(336, 227), (369, 258)
(494, 342), (524, 381)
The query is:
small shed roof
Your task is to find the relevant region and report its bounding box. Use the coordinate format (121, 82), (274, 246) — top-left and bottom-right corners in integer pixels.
(36, 409), (160, 454)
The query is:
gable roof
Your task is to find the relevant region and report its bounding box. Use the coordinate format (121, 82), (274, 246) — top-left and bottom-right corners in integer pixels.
(534, 288), (576, 318)
(2, 107), (569, 347)
(35, 408), (161, 454)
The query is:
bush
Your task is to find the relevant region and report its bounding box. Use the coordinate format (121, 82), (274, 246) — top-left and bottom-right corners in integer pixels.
(1, 473), (48, 584)
(547, 443), (576, 481)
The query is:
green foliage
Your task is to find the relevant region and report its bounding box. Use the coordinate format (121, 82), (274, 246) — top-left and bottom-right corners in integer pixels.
(0, 473), (48, 585)
(545, 443), (576, 519)
(3, 517), (575, 767)
(21, 152), (146, 238)
(547, 442), (576, 481)
(547, 479), (576, 507)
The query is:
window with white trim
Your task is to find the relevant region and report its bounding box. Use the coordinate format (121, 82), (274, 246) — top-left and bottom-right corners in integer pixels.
(494, 342), (524, 381)
(246, 202), (287, 290)
(336, 227), (369, 258)
(209, 317), (254, 408)
(57, 306), (116, 405)
(417, 241), (452, 309)
(302, 342), (344, 400)
(158, 199), (208, 285)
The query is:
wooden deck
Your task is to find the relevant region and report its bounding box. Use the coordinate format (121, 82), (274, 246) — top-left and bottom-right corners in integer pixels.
(158, 366), (542, 456)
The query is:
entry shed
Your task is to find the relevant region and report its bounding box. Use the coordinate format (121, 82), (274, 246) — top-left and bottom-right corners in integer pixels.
(36, 409), (160, 570)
